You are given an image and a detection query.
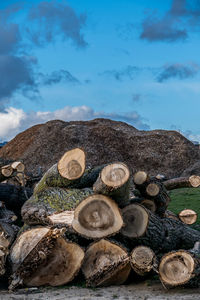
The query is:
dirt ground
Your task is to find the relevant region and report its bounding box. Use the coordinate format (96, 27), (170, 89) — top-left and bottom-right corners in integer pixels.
(0, 282), (200, 300)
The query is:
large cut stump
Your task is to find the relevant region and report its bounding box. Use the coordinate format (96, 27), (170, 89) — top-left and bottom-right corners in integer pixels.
(159, 242), (200, 288)
(82, 239), (131, 287)
(164, 175), (200, 190)
(120, 203), (200, 252)
(72, 194), (123, 239)
(21, 187), (93, 225)
(93, 163), (130, 207)
(133, 171), (170, 216)
(9, 227), (84, 289)
(130, 246), (156, 276)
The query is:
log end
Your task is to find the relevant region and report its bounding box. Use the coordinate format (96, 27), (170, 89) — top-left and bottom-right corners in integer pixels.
(178, 209), (197, 225)
(100, 163), (130, 188)
(130, 246), (155, 276)
(133, 171), (148, 185)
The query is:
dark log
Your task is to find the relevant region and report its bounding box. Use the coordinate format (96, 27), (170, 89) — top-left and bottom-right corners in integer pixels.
(164, 210), (179, 221)
(0, 183), (32, 217)
(0, 202), (17, 223)
(34, 164), (105, 195)
(93, 163), (130, 207)
(120, 203), (200, 253)
(82, 239), (131, 287)
(130, 246), (156, 276)
(0, 220), (18, 277)
(159, 242), (200, 288)
(72, 194), (123, 239)
(164, 175), (200, 190)
(21, 187), (93, 225)
(133, 172), (171, 217)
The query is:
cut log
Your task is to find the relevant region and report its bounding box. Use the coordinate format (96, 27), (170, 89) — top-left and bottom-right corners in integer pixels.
(58, 148), (85, 180)
(9, 227), (83, 289)
(0, 221), (18, 276)
(1, 165), (13, 178)
(130, 246), (156, 276)
(0, 202), (17, 223)
(22, 187), (93, 225)
(34, 163), (105, 195)
(11, 162), (25, 173)
(72, 194), (123, 239)
(159, 242), (200, 288)
(164, 175), (200, 190)
(133, 173), (170, 217)
(82, 239), (131, 287)
(93, 163), (130, 207)
(0, 183), (32, 217)
(120, 203), (200, 252)
(178, 209), (197, 225)
(140, 199), (156, 213)
(164, 210), (179, 221)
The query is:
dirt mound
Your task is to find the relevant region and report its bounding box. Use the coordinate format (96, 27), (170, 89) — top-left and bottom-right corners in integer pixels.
(0, 118), (199, 178)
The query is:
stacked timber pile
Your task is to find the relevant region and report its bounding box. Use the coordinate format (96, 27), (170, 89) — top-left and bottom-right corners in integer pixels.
(0, 147), (200, 291)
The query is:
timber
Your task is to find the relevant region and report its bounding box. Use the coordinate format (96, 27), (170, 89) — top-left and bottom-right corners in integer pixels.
(21, 187), (93, 225)
(11, 162), (25, 173)
(159, 242), (200, 288)
(93, 163), (130, 207)
(130, 246), (156, 276)
(164, 175), (200, 190)
(120, 203), (200, 252)
(178, 209), (197, 225)
(72, 194), (123, 239)
(82, 239), (131, 287)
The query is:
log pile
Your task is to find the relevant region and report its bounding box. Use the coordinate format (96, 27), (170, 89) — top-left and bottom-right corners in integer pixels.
(0, 147), (200, 291)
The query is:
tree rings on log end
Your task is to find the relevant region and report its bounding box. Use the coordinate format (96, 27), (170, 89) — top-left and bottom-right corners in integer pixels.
(24, 237), (84, 287)
(82, 239), (130, 287)
(130, 246), (155, 276)
(100, 163), (130, 188)
(189, 175), (200, 188)
(72, 194), (123, 239)
(159, 251), (195, 287)
(58, 148), (85, 180)
(178, 209), (197, 225)
(141, 199), (156, 213)
(146, 183), (160, 197)
(121, 204), (149, 238)
(133, 171), (148, 185)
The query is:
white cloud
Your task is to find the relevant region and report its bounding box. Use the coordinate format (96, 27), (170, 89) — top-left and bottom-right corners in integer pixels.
(0, 105), (150, 141)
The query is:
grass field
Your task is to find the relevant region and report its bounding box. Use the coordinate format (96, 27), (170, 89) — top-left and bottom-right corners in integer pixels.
(168, 187), (200, 224)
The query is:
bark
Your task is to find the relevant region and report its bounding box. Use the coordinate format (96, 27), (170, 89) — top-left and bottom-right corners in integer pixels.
(93, 163), (130, 207)
(0, 183), (33, 217)
(120, 203), (200, 253)
(34, 164), (105, 195)
(82, 239), (131, 287)
(164, 175), (200, 190)
(159, 242), (200, 288)
(21, 187), (93, 225)
(72, 194), (123, 239)
(9, 227), (84, 289)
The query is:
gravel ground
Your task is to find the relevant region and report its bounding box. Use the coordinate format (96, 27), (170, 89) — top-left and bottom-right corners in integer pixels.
(0, 282), (200, 300)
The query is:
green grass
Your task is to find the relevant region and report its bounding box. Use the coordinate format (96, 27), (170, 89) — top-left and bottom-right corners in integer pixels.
(168, 187), (200, 224)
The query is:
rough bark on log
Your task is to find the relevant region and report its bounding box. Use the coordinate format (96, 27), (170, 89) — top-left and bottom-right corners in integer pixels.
(34, 164), (105, 195)
(120, 203), (200, 252)
(159, 242), (200, 288)
(93, 163), (130, 207)
(0, 221), (18, 277)
(130, 246), (156, 276)
(0, 202), (17, 223)
(164, 175), (200, 190)
(21, 187), (93, 225)
(0, 183), (32, 217)
(178, 209), (197, 225)
(72, 194), (123, 239)
(82, 239), (131, 287)
(164, 210), (179, 221)
(9, 226), (83, 289)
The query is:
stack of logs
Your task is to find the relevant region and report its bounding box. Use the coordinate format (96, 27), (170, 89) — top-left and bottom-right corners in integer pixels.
(0, 148), (200, 291)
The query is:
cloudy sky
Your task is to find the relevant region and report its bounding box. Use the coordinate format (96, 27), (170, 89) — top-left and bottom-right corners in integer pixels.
(0, 0), (200, 142)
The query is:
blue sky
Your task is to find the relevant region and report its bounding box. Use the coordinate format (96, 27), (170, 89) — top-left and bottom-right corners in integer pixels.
(0, 0), (200, 141)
